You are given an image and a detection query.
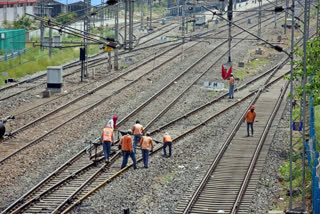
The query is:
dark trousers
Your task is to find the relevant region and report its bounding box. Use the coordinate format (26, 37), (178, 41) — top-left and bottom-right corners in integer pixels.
(163, 142), (172, 156)
(247, 122), (253, 136)
(142, 149), (150, 168)
(229, 84), (234, 98)
(121, 151), (137, 169)
(102, 141), (111, 161)
(133, 135), (142, 154)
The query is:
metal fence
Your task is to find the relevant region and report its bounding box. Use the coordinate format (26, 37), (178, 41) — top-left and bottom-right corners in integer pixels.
(306, 86), (320, 214)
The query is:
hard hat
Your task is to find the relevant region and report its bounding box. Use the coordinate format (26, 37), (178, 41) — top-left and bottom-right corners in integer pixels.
(250, 105), (255, 110)
(106, 124), (111, 128)
(164, 132), (169, 135)
(127, 129), (132, 134)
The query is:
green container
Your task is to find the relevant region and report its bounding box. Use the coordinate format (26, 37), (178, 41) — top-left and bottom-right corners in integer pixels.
(0, 29), (26, 54)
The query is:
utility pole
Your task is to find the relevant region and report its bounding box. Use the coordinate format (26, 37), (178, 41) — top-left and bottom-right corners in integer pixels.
(101, 0), (104, 28)
(84, 0), (91, 78)
(129, 0), (134, 50)
(124, 0), (128, 49)
(227, 0), (233, 63)
(114, 3), (119, 70)
(274, 0), (277, 27)
(149, 0), (153, 30)
(49, 28), (52, 57)
(284, 0), (288, 34)
(181, 0), (185, 43)
(288, 0), (296, 209)
(317, 0), (320, 34)
(258, 0), (262, 38)
(40, 0), (44, 51)
(141, 0), (144, 29)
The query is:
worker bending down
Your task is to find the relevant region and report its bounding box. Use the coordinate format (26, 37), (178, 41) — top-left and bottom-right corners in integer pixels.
(245, 105), (256, 137)
(140, 133), (154, 168)
(119, 130), (137, 169)
(132, 120), (144, 154)
(163, 132), (172, 157)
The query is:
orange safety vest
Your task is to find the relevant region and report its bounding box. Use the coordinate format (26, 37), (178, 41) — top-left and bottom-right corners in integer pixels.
(102, 127), (113, 142)
(229, 76), (234, 84)
(163, 135), (172, 143)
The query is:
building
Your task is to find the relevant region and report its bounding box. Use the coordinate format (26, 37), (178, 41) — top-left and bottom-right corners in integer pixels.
(34, 0), (66, 17)
(0, 0), (37, 27)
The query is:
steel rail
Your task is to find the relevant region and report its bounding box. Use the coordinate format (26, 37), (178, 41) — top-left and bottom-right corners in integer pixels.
(2, 13), (284, 213)
(0, 43), (182, 142)
(60, 70), (290, 214)
(0, 2), (276, 98)
(230, 80), (289, 213)
(0, 42), (185, 163)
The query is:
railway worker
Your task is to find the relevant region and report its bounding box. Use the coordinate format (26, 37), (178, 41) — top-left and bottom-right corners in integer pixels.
(119, 130), (137, 169)
(107, 115), (118, 130)
(229, 74), (234, 99)
(101, 124), (113, 163)
(132, 120), (144, 154)
(245, 105), (256, 137)
(163, 132), (173, 157)
(140, 133), (154, 168)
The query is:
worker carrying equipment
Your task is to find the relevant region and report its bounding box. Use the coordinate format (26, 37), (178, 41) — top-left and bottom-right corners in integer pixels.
(163, 132), (173, 157)
(229, 74), (234, 99)
(245, 105), (256, 137)
(139, 133), (154, 168)
(120, 129), (137, 169)
(101, 124), (113, 163)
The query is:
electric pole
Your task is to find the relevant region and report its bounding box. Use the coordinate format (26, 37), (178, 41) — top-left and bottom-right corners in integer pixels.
(114, 3), (119, 70)
(124, 0), (128, 49)
(141, 0), (144, 29)
(84, 0), (91, 78)
(228, 0), (233, 63)
(258, 0), (262, 38)
(40, 0), (44, 51)
(182, 0), (185, 43)
(129, 0), (134, 50)
(149, 0), (153, 30)
(317, 0), (320, 34)
(49, 28), (52, 57)
(284, 0), (288, 34)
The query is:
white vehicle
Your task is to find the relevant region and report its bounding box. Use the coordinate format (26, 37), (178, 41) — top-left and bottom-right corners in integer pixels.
(195, 15), (206, 25)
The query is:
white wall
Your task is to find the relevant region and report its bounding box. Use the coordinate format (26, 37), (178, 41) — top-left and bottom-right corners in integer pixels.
(0, 4), (35, 27)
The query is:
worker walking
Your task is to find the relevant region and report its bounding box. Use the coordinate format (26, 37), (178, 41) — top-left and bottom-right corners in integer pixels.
(132, 120), (144, 154)
(140, 133), (154, 168)
(229, 74), (234, 99)
(163, 132), (172, 157)
(101, 124), (113, 163)
(119, 130), (137, 169)
(245, 105), (256, 137)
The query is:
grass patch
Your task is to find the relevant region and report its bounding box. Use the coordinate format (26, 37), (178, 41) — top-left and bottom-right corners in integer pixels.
(0, 33), (101, 86)
(234, 57), (269, 80)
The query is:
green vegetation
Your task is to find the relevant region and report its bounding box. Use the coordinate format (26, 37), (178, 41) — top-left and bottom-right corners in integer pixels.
(234, 57), (268, 80)
(293, 35), (320, 105)
(3, 15), (37, 30)
(56, 12), (77, 25)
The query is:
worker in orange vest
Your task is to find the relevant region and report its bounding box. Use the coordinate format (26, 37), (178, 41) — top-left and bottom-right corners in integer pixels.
(163, 132), (173, 157)
(101, 124), (113, 163)
(132, 120), (144, 154)
(119, 130), (137, 169)
(139, 133), (154, 168)
(229, 74), (234, 99)
(245, 105), (256, 137)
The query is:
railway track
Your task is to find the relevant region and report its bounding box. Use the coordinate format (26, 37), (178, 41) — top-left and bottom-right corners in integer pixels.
(0, 6), (278, 164)
(176, 73), (289, 214)
(1, 60), (289, 214)
(1, 12), (292, 213)
(0, 0), (277, 102)
(0, 21), (179, 102)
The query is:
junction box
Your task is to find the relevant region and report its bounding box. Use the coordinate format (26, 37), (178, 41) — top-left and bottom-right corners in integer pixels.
(47, 66), (63, 93)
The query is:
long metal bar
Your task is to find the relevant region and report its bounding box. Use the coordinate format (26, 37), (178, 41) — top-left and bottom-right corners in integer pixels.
(114, 3), (119, 70)
(124, 0), (128, 49)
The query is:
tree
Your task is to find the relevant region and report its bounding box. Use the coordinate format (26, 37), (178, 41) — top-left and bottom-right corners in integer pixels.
(56, 12), (76, 25)
(293, 36), (320, 105)
(13, 15), (34, 30)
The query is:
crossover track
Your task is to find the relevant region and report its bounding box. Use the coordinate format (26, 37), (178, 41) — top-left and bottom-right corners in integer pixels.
(0, 1), (277, 101)
(1, 63), (288, 214)
(0, 22), (179, 101)
(0, 7), (279, 165)
(1, 14), (290, 214)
